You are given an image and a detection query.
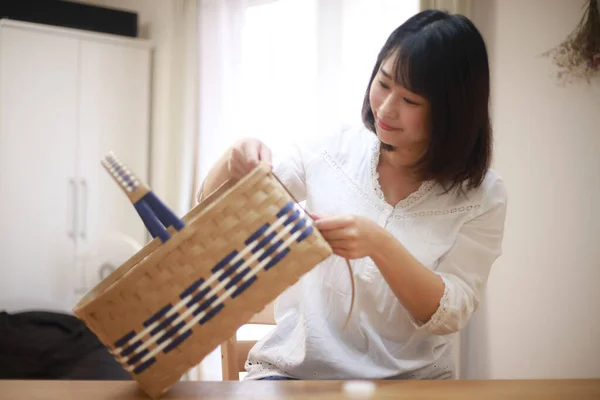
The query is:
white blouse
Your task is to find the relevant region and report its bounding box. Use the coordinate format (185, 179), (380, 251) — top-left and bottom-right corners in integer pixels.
(242, 125), (508, 380)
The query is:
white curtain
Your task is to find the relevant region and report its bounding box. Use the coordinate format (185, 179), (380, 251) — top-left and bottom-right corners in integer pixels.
(168, 0), (200, 215)
(194, 0), (420, 381)
(153, 0), (200, 217)
(194, 0), (421, 192)
(195, 0), (246, 199)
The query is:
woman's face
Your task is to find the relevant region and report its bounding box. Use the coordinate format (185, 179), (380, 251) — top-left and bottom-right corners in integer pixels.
(369, 55), (431, 152)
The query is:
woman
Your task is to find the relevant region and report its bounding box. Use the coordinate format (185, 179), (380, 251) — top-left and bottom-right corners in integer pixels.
(198, 9), (507, 381)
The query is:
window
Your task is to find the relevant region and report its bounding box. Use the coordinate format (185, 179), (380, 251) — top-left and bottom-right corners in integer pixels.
(237, 0), (419, 152)
(240, 0), (318, 151)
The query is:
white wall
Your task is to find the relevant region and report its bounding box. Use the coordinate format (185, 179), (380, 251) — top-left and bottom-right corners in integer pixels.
(465, 0), (600, 379)
(73, 0), (189, 213)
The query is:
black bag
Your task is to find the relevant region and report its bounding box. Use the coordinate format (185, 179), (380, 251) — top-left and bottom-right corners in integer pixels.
(0, 310), (131, 380)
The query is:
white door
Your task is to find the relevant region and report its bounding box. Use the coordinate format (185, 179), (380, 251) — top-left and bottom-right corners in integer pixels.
(77, 39), (151, 291)
(0, 26), (79, 313)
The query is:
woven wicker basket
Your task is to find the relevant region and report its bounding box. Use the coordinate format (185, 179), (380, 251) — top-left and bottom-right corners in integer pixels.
(73, 163), (332, 398)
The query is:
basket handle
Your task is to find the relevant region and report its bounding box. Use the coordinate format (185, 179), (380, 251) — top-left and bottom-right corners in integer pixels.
(102, 152), (185, 243)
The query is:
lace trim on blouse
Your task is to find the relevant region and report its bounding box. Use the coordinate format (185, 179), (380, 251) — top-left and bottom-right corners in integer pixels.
(369, 140), (435, 209)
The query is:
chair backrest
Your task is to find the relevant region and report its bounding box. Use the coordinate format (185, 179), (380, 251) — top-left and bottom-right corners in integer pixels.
(221, 301), (276, 380)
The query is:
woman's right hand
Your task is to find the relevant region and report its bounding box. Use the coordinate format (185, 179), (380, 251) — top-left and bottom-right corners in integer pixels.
(227, 138), (273, 180)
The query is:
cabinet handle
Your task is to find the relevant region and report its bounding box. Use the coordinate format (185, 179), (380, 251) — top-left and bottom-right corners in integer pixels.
(68, 179), (77, 240)
(80, 179), (87, 240)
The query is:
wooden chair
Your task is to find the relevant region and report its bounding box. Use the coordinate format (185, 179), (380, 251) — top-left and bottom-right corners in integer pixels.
(221, 301), (276, 380)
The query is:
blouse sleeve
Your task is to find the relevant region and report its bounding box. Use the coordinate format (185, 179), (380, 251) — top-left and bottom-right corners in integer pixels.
(410, 174), (508, 335)
(271, 140), (315, 203)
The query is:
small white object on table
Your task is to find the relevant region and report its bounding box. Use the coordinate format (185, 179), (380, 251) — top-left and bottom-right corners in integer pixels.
(342, 381), (377, 398)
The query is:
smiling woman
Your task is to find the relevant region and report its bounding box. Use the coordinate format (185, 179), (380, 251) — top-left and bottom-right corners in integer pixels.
(198, 8), (507, 382)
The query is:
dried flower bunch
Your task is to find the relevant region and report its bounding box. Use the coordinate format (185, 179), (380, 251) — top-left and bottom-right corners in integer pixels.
(543, 0), (600, 84)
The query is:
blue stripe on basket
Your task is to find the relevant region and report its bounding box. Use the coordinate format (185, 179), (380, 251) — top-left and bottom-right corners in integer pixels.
(133, 357), (156, 375)
(232, 276), (257, 298)
(245, 223), (269, 246)
(282, 210), (300, 227)
(114, 331), (136, 348)
(296, 226), (314, 243)
(163, 330), (193, 354)
(121, 340), (143, 357)
(224, 267), (250, 290)
(212, 250), (238, 273)
(258, 239), (284, 262)
(252, 231), (276, 254)
(149, 312), (179, 336)
(127, 348), (150, 366)
(218, 259), (245, 281)
(193, 295), (218, 316)
(180, 277), (206, 298)
(276, 201), (294, 218)
(143, 304), (172, 327)
(185, 285), (211, 308)
(157, 321), (186, 344)
(290, 218), (307, 235)
(199, 303), (224, 324)
(265, 248), (291, 270)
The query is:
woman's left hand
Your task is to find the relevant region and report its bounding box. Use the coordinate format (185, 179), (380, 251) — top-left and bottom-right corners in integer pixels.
(313, 214), (383, 259)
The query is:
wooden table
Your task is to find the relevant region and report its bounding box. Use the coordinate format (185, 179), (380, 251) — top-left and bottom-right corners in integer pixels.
(1, 379), (599, 399)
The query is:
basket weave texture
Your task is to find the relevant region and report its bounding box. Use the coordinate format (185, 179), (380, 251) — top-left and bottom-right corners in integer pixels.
(73, 163), (332, 398)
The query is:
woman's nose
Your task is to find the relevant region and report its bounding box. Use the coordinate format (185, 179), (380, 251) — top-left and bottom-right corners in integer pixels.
(377, 94), (400, 119)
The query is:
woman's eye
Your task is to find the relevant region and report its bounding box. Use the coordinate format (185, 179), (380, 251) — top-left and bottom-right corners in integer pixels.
(378, 80), (390, 90)
(403, 97), (418, 105)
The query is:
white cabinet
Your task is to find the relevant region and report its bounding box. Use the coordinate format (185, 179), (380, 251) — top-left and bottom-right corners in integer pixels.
(0, 20), (152, 314)
(77, 39), (151, 293)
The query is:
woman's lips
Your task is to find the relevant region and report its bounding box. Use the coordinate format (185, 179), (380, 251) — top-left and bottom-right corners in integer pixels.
(376, 119), (398, 131)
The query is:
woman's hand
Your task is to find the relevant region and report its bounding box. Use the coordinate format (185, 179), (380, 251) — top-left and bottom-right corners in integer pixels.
(228, 138), (272, 180)
(198, 138), (272, 203)
(313, 214), (383, 259)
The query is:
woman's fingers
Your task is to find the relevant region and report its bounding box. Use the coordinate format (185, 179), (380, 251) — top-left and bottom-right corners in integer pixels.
(314, 215), (352, 231)
(241, 141), (260, 169)
(230, 164), (248, 180)
(326, 239), (352, 249)
(310, 213), (323, 220)
(320, 228), (356, 241)
(231, 139), (273, 176)
(258, 143), (273, 167)
(228, 139), (274, 180)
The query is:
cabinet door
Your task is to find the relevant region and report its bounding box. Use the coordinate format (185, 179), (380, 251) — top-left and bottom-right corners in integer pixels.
(0, 26), (79, 313)
(77, 39), (151, 290)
